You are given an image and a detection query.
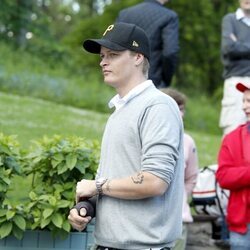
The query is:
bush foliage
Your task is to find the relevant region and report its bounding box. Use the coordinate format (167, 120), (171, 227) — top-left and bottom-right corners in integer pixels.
(0, 133), (100, 239)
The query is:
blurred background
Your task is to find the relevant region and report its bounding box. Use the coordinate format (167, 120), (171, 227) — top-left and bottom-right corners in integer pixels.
(0, 0), (239, 166)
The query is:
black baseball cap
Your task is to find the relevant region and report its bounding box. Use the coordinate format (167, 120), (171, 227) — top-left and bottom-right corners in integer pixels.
(83, 22), (151, 60)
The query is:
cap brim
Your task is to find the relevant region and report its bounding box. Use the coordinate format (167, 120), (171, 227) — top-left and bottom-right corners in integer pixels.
(236, 82), (250, 92)
(83, 39), (127, 54)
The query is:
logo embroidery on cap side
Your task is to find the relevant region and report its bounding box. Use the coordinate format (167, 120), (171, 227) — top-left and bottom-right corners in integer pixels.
(103, 25), (114, 36)
(132, 41), (139, 47)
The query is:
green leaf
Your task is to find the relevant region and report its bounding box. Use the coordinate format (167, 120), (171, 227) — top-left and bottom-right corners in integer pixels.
(0, 209), (7, 217)
(5, 156), (21, 174)
(48, 196), (56, 206)
(29, 191), (37, 200)
(6, 210), (15, 220)
(0, 144), (11, 155)
(0, 217), (7, 223)
(13, 215), (26, 230)
(0, 222), (12, 238)
(1, 177), (11, 185)
(57, 162), (68, 175)
(43, 208), (54, 219)
(84, 173), (94, 180)
(41, 218), (50, 229)
(57, 200), (71, 208)
(66, 154), (77, 170)
(32, 156), (43, 164)
(62, 220), (71, 232)
(12, 226), (24, 240)
(52, 153), (64, 167)
(39, 194), (50, 201)
(51, 213), (63, 228)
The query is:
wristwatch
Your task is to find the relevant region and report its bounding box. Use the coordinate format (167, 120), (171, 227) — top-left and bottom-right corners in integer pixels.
(95, 177), (108, 196)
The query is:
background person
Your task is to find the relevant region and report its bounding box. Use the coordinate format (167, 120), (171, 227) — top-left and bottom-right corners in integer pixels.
(216, 82), (250, 250)
(219, 0), (250, 135)
(116, 0), (179, 88)
(161, 88), (199, 250)
(68, 22), (184, 250)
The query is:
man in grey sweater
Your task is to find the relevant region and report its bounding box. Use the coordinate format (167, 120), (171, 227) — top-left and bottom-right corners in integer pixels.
(219, 0), (250, 135)
(68, 22), (184, 250)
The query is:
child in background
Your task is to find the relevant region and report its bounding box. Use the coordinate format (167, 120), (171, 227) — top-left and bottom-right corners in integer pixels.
(161, 88), (199, 250)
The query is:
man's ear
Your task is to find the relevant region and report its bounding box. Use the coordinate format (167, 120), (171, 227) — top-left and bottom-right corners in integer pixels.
(134, 53), (144, 66)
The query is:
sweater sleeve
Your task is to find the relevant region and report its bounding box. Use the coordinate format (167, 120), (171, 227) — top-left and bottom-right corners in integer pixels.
(140, 101), (183, 184)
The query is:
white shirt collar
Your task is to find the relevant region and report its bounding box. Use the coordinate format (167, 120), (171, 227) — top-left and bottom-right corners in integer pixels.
(108, 80), (154, 110)
(236, 8), (250, 26)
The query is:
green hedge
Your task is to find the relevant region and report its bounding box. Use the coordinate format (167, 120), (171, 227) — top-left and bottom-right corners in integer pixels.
(0, 133), (99, 240)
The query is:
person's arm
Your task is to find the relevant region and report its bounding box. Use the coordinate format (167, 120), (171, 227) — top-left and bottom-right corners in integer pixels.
(221, 14), (250, 59)
(161, 13), (179, 85)
(76, 171), (168, 201)
(77, 102), (181, 201)
(184, 136), (199, 196)
(216, 137), (250, 190)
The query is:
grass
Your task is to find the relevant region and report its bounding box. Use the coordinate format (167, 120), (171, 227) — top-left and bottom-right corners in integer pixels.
(0, 41), (222, 136)
(188, 130), (221, 167)
(0, 42), (115, 114)
(0, 92), (108, 148)
(0, 91), (222, 167)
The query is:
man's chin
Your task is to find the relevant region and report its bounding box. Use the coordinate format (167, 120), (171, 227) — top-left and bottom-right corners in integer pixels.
(103, 79), (115, 87)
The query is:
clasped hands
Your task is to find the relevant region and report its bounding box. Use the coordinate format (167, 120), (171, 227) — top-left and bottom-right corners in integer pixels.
(75, 179), (97, 203)
(68, 179), (96, 232)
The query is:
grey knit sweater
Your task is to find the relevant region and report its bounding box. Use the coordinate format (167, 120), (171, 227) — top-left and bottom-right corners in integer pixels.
(94, 85), (184, 249)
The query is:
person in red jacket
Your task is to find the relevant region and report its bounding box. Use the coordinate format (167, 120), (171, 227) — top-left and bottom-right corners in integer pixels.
(216, 81), (250, 250)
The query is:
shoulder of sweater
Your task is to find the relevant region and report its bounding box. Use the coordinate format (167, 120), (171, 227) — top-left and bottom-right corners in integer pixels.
(141, 87), (176, 106)
(223, 12), (236, 21)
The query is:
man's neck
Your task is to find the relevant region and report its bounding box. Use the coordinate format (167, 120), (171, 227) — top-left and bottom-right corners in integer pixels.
(116, 76), (147, 98)
(242, 8), (250, 17)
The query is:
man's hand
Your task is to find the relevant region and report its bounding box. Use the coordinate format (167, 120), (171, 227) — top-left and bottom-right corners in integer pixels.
(76, 179), (97, 203)
(68, 208), (91, 232)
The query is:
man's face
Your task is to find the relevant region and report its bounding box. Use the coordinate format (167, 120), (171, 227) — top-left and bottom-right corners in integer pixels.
(239, 0), (250, 11)
(243, 90), (250, 121)
(99, 47), (137, 88)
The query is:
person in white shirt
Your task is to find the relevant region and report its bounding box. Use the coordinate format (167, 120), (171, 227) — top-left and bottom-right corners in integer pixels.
(219, 0), (250, 135)
(161, 88), (199, 250)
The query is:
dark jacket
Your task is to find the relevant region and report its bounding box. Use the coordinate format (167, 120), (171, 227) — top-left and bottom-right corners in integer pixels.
(221, 13), (250, 79)
(117, 0), (179, 87)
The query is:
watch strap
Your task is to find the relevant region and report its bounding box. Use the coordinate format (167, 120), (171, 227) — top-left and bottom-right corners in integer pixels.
(96, 178), (108, 196)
